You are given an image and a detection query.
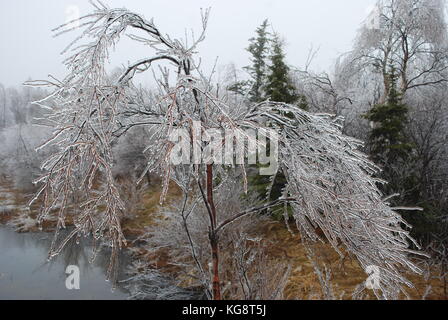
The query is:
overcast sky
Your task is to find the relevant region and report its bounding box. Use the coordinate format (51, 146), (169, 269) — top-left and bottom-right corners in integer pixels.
(0, 0), (376, 87)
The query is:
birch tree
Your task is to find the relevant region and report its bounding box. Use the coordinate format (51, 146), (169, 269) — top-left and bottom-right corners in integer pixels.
(350, 0), (448, 101)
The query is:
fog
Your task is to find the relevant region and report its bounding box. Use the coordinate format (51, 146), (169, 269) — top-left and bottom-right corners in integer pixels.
(0, 0), (375, 86)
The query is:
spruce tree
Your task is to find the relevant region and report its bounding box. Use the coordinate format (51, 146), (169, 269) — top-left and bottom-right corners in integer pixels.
(244, 19), (270, 103)
(265, 35), (298, 104)
(364, 67), (430, 239)
(245, 29), (307, 217)
(364, 68), (413, 166)
(252, 35), (305, 216)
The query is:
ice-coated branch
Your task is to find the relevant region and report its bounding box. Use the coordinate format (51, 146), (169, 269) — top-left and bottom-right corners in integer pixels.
(30, 1), (426, 299)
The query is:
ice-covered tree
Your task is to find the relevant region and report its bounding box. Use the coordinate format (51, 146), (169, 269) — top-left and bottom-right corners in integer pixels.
(349, 0), (448, 101)
(326, 0), (448, 244)
(323, 0), (448, 141)
(29, 1), (425, 300)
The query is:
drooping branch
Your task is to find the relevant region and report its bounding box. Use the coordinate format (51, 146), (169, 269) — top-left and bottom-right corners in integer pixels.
(216, 198), (296, 234)
(118, 56), (181, 84)
(30, 1), (429, 300)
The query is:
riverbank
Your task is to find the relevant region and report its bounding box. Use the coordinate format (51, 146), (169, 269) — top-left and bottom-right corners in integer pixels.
(0, 176), (446, 300)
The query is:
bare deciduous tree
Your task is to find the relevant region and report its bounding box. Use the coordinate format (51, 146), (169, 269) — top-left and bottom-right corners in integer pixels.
(349, 0), (448, 101)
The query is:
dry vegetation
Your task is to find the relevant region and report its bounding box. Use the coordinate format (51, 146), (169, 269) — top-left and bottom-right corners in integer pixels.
(118, 181), (448, 300)
(256, 222), (447, 300)
(0, 175), (446, 300)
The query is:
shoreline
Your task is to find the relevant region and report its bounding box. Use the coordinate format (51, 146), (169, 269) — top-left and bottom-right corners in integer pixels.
(1, 177), (447, 300)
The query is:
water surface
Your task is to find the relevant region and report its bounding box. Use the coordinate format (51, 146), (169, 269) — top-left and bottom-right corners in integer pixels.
(0, 227), (130, 300)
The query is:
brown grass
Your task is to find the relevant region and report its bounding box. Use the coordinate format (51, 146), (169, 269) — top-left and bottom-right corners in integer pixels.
(121, 185), (448, 300)
(0, 179), (31, 226)
(121, 179), (183, 238)
(257, 221), (447, 300)
(1, 175), (446, 300)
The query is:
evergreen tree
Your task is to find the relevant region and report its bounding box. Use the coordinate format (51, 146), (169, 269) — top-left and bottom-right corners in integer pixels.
(226, 81), (249, 96)
(364, 67), (413, 166)
(245, 29), (308, 217)
(244, 19), (270, 103)
(265, 35), (298, 104)
(364, 67), (431, 239)
(251, 36), (305, 216)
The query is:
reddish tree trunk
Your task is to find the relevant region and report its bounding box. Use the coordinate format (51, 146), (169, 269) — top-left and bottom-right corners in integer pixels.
(206, 164), (221, 300)
(210, 237), (221, 300)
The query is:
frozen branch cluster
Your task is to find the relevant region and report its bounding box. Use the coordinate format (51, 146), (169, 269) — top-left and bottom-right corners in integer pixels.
(143, 181), (291, 300)
(123, 261), (202, 300)
(29, 1), (424, 298)
(242, 102), (424, 299)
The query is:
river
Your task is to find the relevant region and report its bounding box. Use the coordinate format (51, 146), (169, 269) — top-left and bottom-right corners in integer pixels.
(0, 177), (202, 301)
(0, 225), (204, 300)
(0, 227), (131, 300)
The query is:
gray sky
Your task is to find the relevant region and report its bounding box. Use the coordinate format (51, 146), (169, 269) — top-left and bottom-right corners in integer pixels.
(0, 0), (376, 87)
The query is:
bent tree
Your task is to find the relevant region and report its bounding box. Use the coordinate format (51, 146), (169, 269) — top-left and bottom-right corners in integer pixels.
(29, 1), (424, 300)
